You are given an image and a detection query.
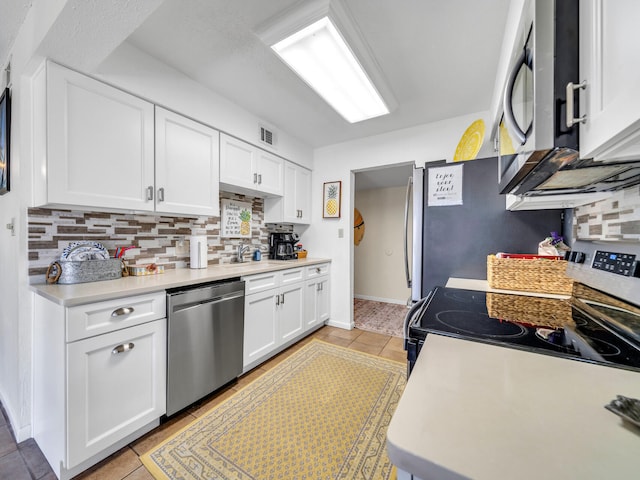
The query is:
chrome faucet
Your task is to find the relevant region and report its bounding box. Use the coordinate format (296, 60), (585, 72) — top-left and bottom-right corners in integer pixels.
(237, 243), (251, 263)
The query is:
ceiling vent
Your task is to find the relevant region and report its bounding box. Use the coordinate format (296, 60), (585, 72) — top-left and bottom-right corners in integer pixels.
(260, 125), (277, 148)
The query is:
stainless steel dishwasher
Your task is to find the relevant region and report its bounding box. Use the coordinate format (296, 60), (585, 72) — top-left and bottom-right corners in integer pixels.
(166, 279), (245, 416)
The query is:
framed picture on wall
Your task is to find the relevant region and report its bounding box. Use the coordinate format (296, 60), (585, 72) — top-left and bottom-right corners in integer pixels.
(323, 181), (341, 218)
(0, 87), (10, 196)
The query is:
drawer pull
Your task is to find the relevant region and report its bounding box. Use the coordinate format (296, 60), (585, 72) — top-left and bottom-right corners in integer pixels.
(111, 307), (135, 317)
(316, 267), (321, 274)
(112, 342), (135, 355)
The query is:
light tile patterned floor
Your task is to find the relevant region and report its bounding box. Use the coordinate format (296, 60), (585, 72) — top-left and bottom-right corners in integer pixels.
(70, 326), (404, 479)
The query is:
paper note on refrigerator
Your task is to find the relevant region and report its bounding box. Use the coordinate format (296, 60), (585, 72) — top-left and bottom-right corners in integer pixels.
(427, 164), (463, 206)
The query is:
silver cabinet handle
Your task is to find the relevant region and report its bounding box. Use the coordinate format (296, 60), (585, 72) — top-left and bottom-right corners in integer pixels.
(276, 294), (280, 306)
(112, 342), (135, 355)
(157, 187), (165, 202)
(258, 174), (262, 184)
(316, 267), (321, 274)
(317, 283), (321, 292)
(280, 293), (285, 304)
(566, 80), (588, 127)
(111, 307), (135, 317)
(146, 186), (154, 201)
(253, 173), (258, 184)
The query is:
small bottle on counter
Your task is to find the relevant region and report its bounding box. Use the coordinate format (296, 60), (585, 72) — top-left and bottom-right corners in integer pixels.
(253, 249), (261, 261)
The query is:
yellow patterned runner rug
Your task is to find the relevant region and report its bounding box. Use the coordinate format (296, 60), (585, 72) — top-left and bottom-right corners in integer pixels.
(141, 339), (406, 479)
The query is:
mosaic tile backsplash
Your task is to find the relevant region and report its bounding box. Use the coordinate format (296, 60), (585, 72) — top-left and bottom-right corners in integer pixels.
(28, 192), (271, 283)
(573, 186), (640, 243)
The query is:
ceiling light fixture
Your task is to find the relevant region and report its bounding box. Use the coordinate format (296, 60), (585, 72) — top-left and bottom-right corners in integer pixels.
(256, 0), (396, 124)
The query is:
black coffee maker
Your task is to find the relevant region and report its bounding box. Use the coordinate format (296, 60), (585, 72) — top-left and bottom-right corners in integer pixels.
(269, 233), (299, 260)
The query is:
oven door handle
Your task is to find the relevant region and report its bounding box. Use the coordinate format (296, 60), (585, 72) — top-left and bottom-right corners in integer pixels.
(403, 296), (428, 347)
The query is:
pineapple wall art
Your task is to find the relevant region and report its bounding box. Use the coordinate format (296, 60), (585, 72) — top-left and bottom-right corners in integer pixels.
(323, 181), (342, 218)
(221, 199), (253, 238)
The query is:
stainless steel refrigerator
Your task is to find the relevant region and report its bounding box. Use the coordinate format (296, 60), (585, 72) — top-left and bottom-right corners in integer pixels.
(405, 157), (567, 302)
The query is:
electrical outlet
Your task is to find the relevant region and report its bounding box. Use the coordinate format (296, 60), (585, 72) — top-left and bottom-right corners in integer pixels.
(338, 228), (344, 238)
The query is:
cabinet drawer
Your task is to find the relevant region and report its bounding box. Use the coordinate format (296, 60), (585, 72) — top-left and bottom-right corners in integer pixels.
(280, 267), (305, 285)
(306, 263), (330, 279)
(243, 272), (279, 295)
(66, 292), (166, 342)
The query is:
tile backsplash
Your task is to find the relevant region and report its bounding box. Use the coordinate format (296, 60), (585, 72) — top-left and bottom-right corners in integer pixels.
(573, 186), (640, 242)
(28, 192), (269, 283)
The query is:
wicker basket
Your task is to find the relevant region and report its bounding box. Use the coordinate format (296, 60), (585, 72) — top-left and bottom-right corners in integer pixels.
(487, 254), (574, 295)
(53, 259), (123, 284)
(486, 292), (575, 328)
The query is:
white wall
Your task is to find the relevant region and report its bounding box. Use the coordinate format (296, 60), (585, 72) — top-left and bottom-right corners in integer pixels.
(303, 111), (495, 329)
(96, 42), (313, 169)
(354, 186), (410, 304)
(0, 0), (73, 443)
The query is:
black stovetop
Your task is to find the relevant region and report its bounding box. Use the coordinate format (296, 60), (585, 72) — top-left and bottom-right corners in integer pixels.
(409, 287), (640, 371)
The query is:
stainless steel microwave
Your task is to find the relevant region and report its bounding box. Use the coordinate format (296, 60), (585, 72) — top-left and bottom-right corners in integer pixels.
(497, 0), (640, 197)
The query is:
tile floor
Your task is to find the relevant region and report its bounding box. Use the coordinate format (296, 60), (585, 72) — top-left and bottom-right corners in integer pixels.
(1, 326), (404, 480)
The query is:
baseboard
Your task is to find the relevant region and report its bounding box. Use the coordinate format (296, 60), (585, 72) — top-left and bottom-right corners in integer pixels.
(0, 389), (30, 443)
(354, 294), (407, 306)
(325, 319), (354, 330)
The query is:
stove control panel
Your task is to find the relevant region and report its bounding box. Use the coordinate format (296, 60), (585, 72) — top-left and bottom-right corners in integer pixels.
(592, 250), (638, 277)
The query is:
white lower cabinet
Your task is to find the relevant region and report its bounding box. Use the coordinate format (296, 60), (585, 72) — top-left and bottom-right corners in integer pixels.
(304, 275), (330, 330)
(33, 293), (166, 480)
(243, 288), (279, 367)
(278, 283), (305, 343)
(242, 263), (330, 371)
(66, 321), (166, 468)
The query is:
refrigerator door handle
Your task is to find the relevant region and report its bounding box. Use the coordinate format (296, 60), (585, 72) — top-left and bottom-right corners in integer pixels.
(404, 176), (413, 288)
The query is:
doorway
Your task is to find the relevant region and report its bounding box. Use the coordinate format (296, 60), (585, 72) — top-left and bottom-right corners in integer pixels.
(353, 163), (413, 337)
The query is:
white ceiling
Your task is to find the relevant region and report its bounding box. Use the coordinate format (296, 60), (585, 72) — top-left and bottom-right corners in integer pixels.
(1, 0), (512, 151)
(124, 0), (511, 148)
(0, 0), (31, 71)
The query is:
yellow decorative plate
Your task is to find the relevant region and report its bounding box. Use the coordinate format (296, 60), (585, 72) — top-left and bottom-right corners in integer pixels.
(453, 119), (485, 162)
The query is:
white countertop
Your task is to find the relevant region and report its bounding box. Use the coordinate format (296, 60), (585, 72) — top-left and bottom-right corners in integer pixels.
(31, 258), (330, 306)
(387, 334), (640, 480)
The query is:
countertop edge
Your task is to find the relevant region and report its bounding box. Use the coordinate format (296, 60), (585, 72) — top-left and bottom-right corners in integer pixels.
(31, 258), (331, 306)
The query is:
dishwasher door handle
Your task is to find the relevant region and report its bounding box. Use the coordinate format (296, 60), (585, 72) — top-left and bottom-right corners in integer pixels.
(170, 291), (245, 314)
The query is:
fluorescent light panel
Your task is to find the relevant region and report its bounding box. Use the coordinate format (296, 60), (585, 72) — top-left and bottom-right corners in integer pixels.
(272, 17), (389, 123)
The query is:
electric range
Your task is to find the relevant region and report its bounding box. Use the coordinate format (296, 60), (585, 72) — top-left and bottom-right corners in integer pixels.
(405, 240), (640, 376)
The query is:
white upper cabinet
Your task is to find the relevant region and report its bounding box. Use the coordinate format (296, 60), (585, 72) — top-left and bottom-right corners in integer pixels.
(264, 161), (311, 224)
(35, 61), (155, 211)
(155, 107), (220, 216)
(219, 133), (283, 197)
(579, 0), (640, 161)
(33, 61), (221, 216)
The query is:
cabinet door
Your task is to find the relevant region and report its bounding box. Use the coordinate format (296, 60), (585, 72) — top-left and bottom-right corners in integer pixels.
(281, 162), (312, 224)
(155, 107), (220, 216)
(579, 0), (640, 160)
(317, 277), (330, 323)
(243, 289), (279, 368)
(46, 62), (155, 211)
(304, 280), (319, 330)
(220, 133), (256, 190)
(279, 283), (304, 343)
(256, 149), (284, 196)
(296, 166), (312, 223)
(66, 319), (166, 468)
(304, 277), (330, 331)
